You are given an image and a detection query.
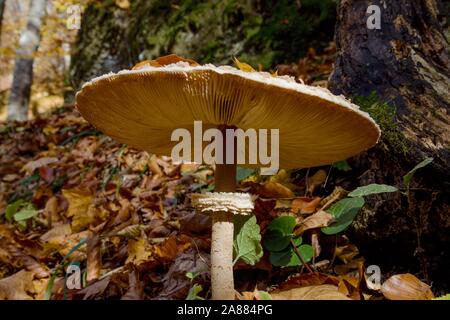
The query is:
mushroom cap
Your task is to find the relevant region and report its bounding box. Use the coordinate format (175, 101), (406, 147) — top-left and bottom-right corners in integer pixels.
(76, 59), (380, 169)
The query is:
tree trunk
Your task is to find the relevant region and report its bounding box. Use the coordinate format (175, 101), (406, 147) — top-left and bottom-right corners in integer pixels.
(0, 0), (6, 43)
(329, 0), (450, 291)
(7, 0), (47, 121)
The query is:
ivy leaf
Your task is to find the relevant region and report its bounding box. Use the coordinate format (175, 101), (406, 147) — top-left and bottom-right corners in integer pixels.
(403, 157), (433, 190)
(13, 205), (38, 221)
(321, 197), (365, 235)
(233, 215), (263, 265)
(348, 184), (398, 197)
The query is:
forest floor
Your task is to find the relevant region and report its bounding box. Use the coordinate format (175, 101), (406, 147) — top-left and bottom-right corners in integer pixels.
(0, 47), (442, 300)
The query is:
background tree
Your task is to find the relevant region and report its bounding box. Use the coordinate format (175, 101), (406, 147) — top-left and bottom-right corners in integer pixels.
(329, 0), (449, 286)
(7, 0), (47, 121)
(0, 0), (6, 43)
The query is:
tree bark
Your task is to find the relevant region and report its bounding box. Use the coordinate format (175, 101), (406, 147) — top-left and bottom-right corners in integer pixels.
(329, 0), (450, 291)
(7, 0), (47, 121)
(330, 0), (449, 176)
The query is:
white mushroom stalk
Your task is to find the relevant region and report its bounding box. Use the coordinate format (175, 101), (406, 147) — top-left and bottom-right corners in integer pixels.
(192, 191), (254, 300)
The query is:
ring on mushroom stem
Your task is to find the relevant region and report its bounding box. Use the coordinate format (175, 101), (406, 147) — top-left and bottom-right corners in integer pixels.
(75, 54), (380, 300)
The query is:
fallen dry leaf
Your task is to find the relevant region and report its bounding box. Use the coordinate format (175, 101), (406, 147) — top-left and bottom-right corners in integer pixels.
(291, 197), (322, 214)
(62, 188), (93, 231)
(381, 273), (434, 300)
(42, 230), (89, 261)
(271, 284), (351, 300)
(40, 223), (72, 242)
(7, 245), (50, 278)
(260, 181), (294, 198)
(78, 276), (111, 300)
(155, 236), (190, 262)
(159, 250), (209, 299)
(121, 269), (144, 300)
(126, 236), (153, 265)
(338, 274), (361, 299)
(278, 272), (339, 290)
(236, 291), (255, 300)
(22, 157), (58, 174)
(0, 270), (36, 300)
(296, 210), (334, 234)
(43, 196), (60, 226)
(335, 242), (360, 264)
(87, 233), (102, 282)
(307, 169), (327, 194)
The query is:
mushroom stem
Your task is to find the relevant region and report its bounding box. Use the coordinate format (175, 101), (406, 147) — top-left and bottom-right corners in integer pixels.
(211, 161), (236, 300)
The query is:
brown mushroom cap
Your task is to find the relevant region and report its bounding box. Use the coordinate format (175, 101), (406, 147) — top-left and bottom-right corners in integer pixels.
(75, 60), (380, 169)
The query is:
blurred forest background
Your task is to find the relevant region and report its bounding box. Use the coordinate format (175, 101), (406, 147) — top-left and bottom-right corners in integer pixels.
(0, 0), (449, 299)
(1, 0), (338, 118)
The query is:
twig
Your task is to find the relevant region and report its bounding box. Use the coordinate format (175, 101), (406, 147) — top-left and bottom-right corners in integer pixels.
(328, 235), (338, 271)
(290, 239), (314, 273)
(304, 168), (310, 196)
(322, 166), (332, 191)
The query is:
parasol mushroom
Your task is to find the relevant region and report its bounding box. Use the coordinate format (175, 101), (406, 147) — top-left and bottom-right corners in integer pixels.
(75, 54), (380, 300)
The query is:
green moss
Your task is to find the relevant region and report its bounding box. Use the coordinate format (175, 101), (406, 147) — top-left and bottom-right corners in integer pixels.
(354, 92), (409, 156)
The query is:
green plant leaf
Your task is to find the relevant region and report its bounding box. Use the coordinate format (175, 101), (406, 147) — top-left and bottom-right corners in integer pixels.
(5, 199), (24, 221)
(257, 291), (273, 300)
(186, 284), (204, 300)
(296, 244), (314, 263)
(263, 229), (291, 252)
(269, 244), (313, 267)
(233, 215), (263, 265)
(332, 160), (351, 172)
(185, 272), (199, 281)
(291, 236), (302, 247)
(321, 197), (365, 235)
(263, 216), (297, 252)
(13, 206), (38, 221)
(269, 247), (296, 266)
(403, 157), (434, 189)
(236, 167), (257, 182)
(348, 184), (398, 197)
(267, 216), (296, 235)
